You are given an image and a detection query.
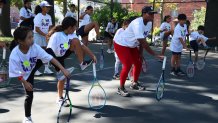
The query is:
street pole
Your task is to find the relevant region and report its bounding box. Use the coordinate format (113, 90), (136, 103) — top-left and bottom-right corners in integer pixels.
(77, 0), (80, 27)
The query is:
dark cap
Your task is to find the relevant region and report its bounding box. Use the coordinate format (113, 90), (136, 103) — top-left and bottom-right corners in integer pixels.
(142, 6), (157, 14)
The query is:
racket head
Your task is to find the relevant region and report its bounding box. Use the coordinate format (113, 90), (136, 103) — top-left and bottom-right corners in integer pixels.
(186, 62), (195, 78)
(0, 48), (9, 87)
(156, 74), (165, 101)
(196, 59), (205, 70)
(88, 82), (106, 110)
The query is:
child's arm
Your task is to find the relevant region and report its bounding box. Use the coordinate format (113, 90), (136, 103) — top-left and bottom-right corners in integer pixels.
(81, 45), (97, 63)
(19, 77), (33, 91)
(179, 37), (188, 50)
(79, 11), (87, 19)
(35, 27), (47, 37)
(207, 37), (216, 40)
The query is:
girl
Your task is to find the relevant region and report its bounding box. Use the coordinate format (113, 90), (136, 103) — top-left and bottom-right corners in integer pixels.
(77, 6), (102, 46)
(19, 0), (35, 29)
(46, 17), (97, 105)
(33, 1), (53, 75)
(9, 27), (70, 123)
(160, 15), (172, 56)
(113, 19), (131, 79)
(114, 6), (162, 97)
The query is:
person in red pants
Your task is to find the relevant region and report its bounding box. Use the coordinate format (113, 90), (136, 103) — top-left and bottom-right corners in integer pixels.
(114, 6), (162, 97)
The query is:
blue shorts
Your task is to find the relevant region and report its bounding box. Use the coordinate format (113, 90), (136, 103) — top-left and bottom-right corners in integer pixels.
(172, 51), (181, 55)
(76, 25), (89, 38)
(190, 40), (199, 53)
(34, 33), (47, 47)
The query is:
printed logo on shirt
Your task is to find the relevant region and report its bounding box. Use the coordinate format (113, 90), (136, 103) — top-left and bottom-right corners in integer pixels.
(41, 19), (50, 26)
(181, 29), (186, 37)
(21, 57), (37, 72)
(60, 41), (70, 55)
(144, 31), (148, 37)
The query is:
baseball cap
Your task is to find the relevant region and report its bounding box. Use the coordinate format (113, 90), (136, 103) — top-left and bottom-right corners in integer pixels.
(142, 6), (157, 14)
(40, 1), (52, 7)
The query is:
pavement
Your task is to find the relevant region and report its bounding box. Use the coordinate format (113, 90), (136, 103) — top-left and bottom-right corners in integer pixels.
(0, 43), (218, 123)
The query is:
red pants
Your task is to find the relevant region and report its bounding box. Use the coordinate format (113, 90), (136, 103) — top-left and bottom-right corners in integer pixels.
(114, 42), (142, 87)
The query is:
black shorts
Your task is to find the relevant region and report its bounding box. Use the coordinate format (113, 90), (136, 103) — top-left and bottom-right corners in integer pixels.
(76, 25), (89, 38)
(104, 31), (114, 39)
(172, 51), (182, 55)
(190, 40), (199, 53)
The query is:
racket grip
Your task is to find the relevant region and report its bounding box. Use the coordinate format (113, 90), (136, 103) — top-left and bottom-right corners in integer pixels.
(3, 47), (6, 60)
(93, 63), (97, 77)
(162, 56), (167, 70)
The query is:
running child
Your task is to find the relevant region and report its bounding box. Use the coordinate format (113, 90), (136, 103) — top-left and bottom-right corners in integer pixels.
(170, 14), (189, 76)
(9, 27), (70, 123)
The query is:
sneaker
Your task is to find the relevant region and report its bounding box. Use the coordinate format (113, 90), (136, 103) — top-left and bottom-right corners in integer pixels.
(56, 67), (75, 81)
(56, 97), (68, 107)
(34, 70), (42, 76)
(117, 87), (130, 97)
(177, 69), (186, 76)
(44, 67), (54, 74)
(113, 73), (120, 80)
(80, 60), (93, 70)
(170, 70), (178, 76)
(130, 82), (146, 91)
(23, 117), (33, 123)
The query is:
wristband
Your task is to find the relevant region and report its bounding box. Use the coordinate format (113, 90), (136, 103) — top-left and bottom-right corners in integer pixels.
(18, 76), (23, 81)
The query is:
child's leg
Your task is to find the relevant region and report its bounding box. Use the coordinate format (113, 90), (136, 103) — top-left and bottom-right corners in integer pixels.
(171, 53), (176, 71)
(176, 54), (181, 70)
(194, 51), (198, 63)
(84, 22), (100, 37)
(131, 48), (142, 82)
(161, 40), (168, 56)
(114, 52), (120, 75)
(82, 36), (89, 46)
(57, 80), (65, 98)
(70, 39), (85, 64)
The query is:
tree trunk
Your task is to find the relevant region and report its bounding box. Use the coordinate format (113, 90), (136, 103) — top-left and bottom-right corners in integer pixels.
(46, 0), (55, 26)
(0, 0), (12, 37)
(205, 0), (218, 46)
(63, 0), (67, 16)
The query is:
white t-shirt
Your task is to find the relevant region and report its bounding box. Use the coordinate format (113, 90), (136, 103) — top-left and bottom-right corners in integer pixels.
(113, 28), (125, 40)
(65, 11), (77, 20)
(34, 13), (52, 34)
(79, 14), (91, 28)
(9, 43), (53, 80)
(190, 31), (208, 42)
(19, 7), (35, 25)
(170, 24), (188, 52)
(105, 22), (118, 33)
(47, 32), (70, 57)
(114, 17), (152, 48)
(160, 22), (171, 39)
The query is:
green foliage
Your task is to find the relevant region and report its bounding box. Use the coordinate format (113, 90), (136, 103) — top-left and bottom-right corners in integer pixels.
(153, 27), (160, 36)
(0, 37), (13, 42)
(191, 7), (206, 31)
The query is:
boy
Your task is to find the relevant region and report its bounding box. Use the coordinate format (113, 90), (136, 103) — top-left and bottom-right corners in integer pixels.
(170, 14), (189, 76)
(65, 4), (77, 20)
(189, 25), (216, 64)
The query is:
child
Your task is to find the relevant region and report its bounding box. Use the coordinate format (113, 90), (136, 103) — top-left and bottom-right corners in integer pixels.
(33, 1), (53, 75)
(160, 15), (172, 56)
(77, 6), (102, 46)
(105, 18), (118, 54)
(9, 27), (70, 123)
(170, 14), (189, 76)
(46, 17), (97, 105)
(189, 25), (216, 64)
(113, 19), (131, 79)
(65, 3), (77, 20)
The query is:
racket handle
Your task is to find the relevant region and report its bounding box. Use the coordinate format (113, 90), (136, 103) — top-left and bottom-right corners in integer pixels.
(93, 63), (97, 78)
(3, 47), (6, 60)
(162, 56), (167, 70)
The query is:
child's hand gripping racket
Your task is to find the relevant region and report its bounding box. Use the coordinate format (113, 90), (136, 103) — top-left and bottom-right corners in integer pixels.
(186, 50), (195, 78)
(57, 78), (73, 123)
(156, 56), (167, 101)
(196, 48), (210, 70)
(88, 63), (106, 109)
(0, 47), (9, 87)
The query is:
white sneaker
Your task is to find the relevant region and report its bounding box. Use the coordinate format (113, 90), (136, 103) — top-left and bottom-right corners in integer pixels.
(107, 49), (111, 54)
(34, 70), (42, 76)
(110, 49), (114, 53)
(80, 60), (93, 70)
(44, 67), (54, 74)
(56, 97), (67, 107)
(56, 67), (75, 81)
(23, 117), (33, 123)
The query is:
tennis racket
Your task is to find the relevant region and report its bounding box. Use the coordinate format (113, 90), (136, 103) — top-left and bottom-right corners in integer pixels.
(156, 56), (167, 101)
(0, 47), (10, 88)
(57, 78), (73, 123)
(196, 48), (210, 70)
(88, 63), (106, 110)
(142, 57), (148, 73)
(99, 40), (104, 70)
(186, 50), (195, 78)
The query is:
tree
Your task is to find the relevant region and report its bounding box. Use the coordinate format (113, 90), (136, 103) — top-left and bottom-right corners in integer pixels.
(46, 0), (55, 25)
(191, 7), (206, 30)
(0, 0), (12, 37)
